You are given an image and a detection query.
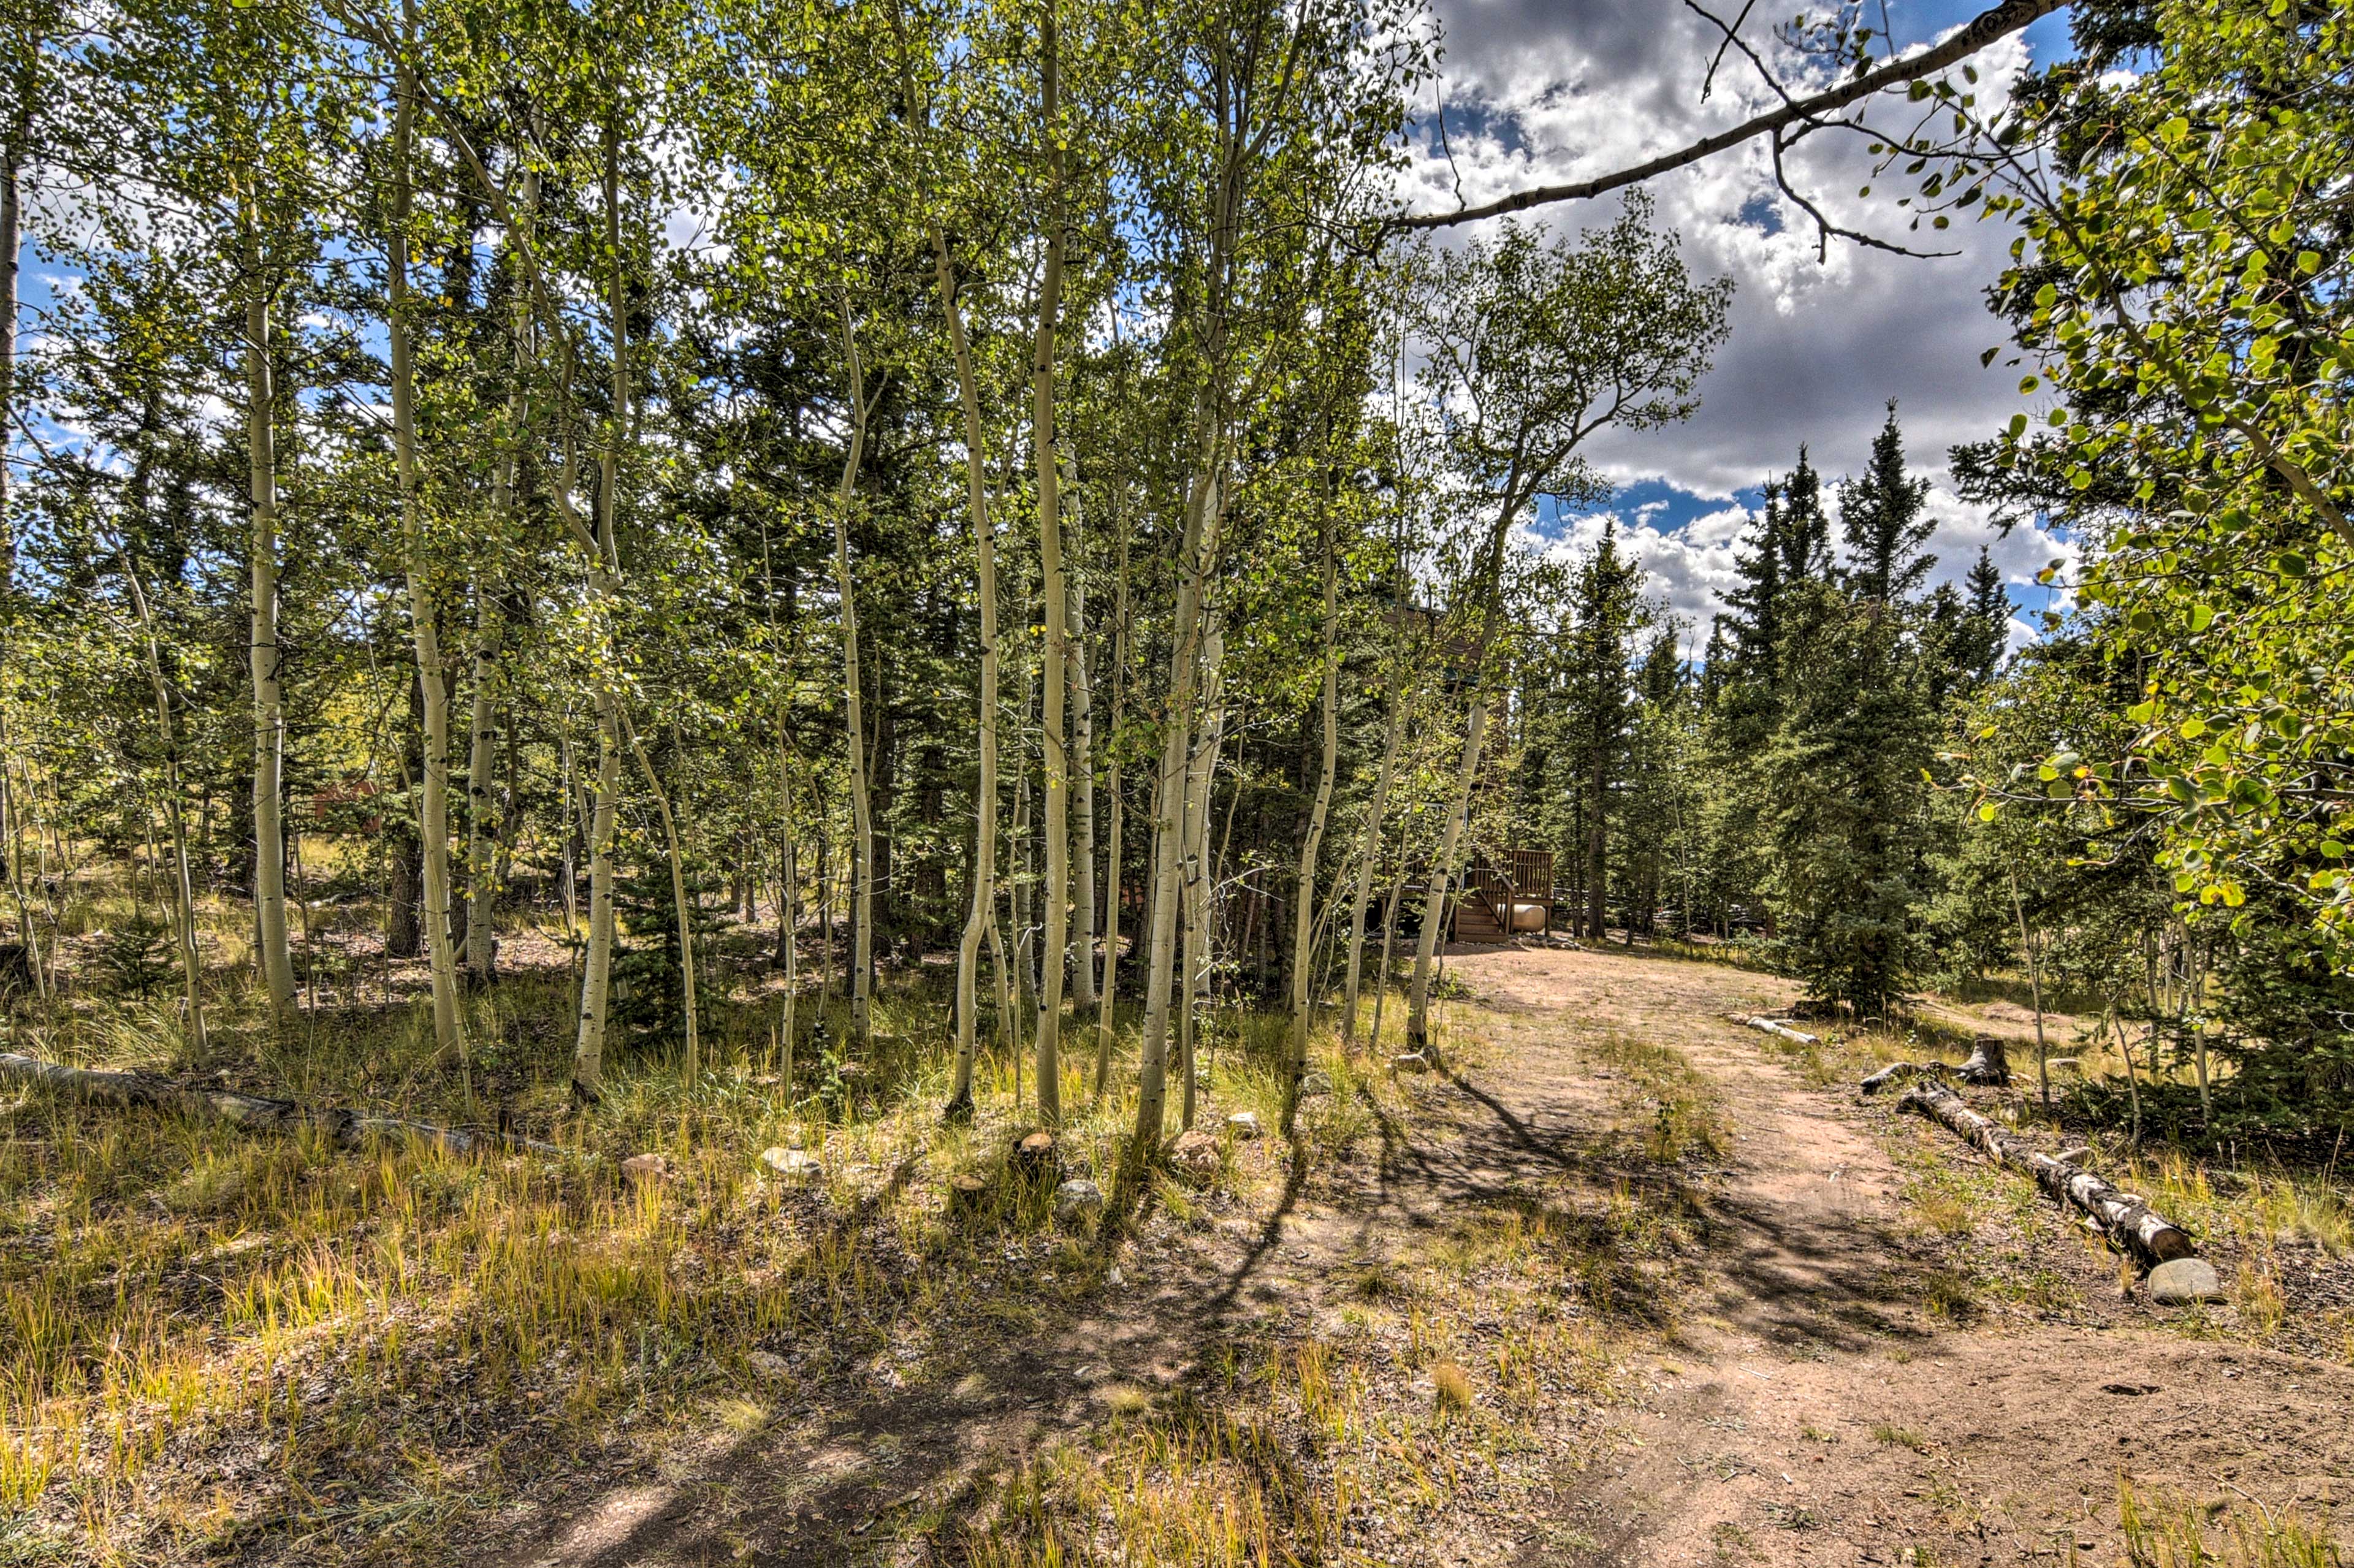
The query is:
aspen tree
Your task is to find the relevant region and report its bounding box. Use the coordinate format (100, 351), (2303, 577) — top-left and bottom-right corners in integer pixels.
(934, 230), (1000, 1121)
(242, 203), (298, 1013)
(831, 303), (876, 1042)
(387, 7), (467, 1070)
(1029, 1), (1070, 1125)
(1283, 516), (1339, 1127)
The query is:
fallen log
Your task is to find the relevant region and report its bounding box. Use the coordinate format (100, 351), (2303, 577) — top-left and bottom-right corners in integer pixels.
(1860, 1060), (1941, 1095)
(0, 1052), (565, 1159)
(1892, 1077), (2193, 1265)
(1740, 1015), (1820, 1046)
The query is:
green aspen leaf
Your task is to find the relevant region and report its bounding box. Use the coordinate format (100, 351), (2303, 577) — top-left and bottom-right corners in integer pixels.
(2276, 552), (2309, 577)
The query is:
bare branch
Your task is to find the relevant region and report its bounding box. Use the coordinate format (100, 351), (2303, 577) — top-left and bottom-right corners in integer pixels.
(1391, 0), (2062, 232)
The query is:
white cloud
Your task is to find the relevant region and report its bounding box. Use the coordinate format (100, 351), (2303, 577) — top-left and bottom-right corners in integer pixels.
(1403, 1), (2063, 639)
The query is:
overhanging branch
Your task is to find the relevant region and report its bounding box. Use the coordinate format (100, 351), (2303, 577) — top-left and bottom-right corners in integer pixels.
(1391, 0), (2063, 232)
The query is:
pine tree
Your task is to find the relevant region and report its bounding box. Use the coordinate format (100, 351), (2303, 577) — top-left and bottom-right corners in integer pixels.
(1560, 523), (1646, 938)
(1838, 403), (1936, 603)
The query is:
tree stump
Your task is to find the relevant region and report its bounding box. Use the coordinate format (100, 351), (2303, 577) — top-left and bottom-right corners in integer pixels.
(1013, 1131), (1060, 1182)
(1958, 1033), (2010, 1086)
(947, 1172), (992, 1216)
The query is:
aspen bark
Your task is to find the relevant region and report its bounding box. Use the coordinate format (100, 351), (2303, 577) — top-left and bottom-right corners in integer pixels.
(1284, 526), (1339, 1127)
(933, 232), (1000, 1119)
(1069, 568), (1097, 1010)
(1341, 676), (1405, 1050)
(1129, 465), (1222, 1162)
(1, 72), (22, 582)
(1405, 477), (1522, 1049)
(241, 216), (298, 1013)
(121, 563), (207, 1051)
(1030, 9), (1070, 1125)
(1406, 697), (1486, 1049)
(389, 29), (467, 1070)
(831, 305), (875, 1041)
(462, 579), (501, 980)
(1178, 628), (1226, 1131)
(464, 167), (533, 984)
(626, 720), (699, 1081)
(1092, 504), (1130, 1099)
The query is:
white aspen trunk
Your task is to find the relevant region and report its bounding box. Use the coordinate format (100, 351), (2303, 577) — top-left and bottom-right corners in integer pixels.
(1341, 679), (1406, 1050)
(1130, 466), (1222, 1160)
(1069, 568), (1097, 1010)
(462, 579), (501, 981)
(464, 168), (533, 984)
(241, 216), (298, 1013)
(933, 232), (1000, 1121)
(1011, 668), (1034, 1023)
(1406, 696), (1487, 1050)
(389, 37), (467, 1071)
(627, 721), (699, 1081)
(1030, 13), (1069, 1125)
(121, 565), (207, 1051)
(573, 698), (620, 1097)
(1284, 529), (1339, 1125)
(1, 78), (22, 583)
(1092, 507), (1129, 1099)
(831, 305), (875, 1041)
(1403, 476), (1523, 1051)
(1178, 629), (1226, 1131)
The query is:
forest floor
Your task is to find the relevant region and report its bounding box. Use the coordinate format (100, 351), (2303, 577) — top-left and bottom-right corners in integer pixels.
(9, 940), (2352, 1566)
(475, 945), (2353, 1567)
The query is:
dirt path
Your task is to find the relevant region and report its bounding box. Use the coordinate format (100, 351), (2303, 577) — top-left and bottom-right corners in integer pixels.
(1446, 946), (2353, 1565)
(491, 947), (2352, 1566)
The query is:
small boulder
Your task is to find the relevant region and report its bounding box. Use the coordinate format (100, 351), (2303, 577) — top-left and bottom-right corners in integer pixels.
(2148, 1257), (2225, 1305)
(1167, 1128), (1220, 1184)
(1298, 1070), (1333, 1098)
(1105, 1265), (1124, 1288)
(1053, 1178), (1105, 1226)
(1392, 1052), (1430, 1073)
(621, 1153), (670, 1185)
(1225, 1111), (1262, 1140)
(747, 1349), (791, 1380)
(760, 1146), (823, 1180)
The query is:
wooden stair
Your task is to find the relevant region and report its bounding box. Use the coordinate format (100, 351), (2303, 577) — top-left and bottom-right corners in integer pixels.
(1450, 896), (1510, 944)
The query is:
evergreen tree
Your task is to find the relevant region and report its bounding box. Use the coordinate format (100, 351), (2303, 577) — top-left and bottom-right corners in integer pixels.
(1559, 523), (1645, 938)
(1838, 403), (1936, 603)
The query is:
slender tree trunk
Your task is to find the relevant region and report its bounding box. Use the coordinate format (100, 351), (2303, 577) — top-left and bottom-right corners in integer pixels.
(1179, 629), (1226, 1131)
(1030, 16), (1070, 1125)
(389, 34), (467, 1074)
(462, 578), (501, 980)
(1130, 462), (1223, 1164)
(627, 720), (699, 1082)
(121, 565), (207, 1051)
(1341, 682), (1405, 1051)
(1284, 527), (1339, 1128)
(463, 171), (533, 984)
(1, 77), (24, 587)
(2009, 874), (2049, 1110)
(831, 305), (875, 1041)
(1069, 568), (1097, 1009)
(1092, 504), (1130, 1098)
(1405, 478), (1523, 1049)
(241, 215), (298, 1014)
(1407, 698), (1486, 1049)
(933, 232), (1000, 1121)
